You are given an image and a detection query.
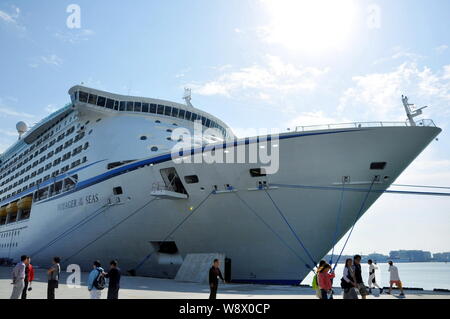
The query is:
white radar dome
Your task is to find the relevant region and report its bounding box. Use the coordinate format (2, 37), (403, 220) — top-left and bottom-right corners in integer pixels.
(16, 121), (28, 134)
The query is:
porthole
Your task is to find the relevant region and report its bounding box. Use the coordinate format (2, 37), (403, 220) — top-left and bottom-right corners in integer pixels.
(96, 118), (101, 122)
(151, 146), (158, 152)
(155, 120), (161, 123)
(140, 136), (147, 140)
(166, 129), (172, 132)
(172, 123), (178, 126)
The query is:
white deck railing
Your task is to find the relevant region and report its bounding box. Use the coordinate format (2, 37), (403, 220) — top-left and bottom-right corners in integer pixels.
(295, 119), (436, 132)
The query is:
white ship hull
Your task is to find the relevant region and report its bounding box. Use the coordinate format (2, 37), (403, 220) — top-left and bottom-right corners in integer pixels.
(0, 125), (440, 284)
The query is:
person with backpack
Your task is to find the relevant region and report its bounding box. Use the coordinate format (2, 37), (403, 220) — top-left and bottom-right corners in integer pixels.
(47, 256), (61, 299)
(87, 260), (106, 299)
(317, 263), (335, 299)
(341, 258), (358, 299)
(312, 260), (326, 298)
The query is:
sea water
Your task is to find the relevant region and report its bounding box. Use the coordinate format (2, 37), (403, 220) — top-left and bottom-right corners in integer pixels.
(301, 262), (450, 290)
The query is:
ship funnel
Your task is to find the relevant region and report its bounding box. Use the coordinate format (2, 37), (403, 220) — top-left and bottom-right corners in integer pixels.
(16, 121), (28, 140)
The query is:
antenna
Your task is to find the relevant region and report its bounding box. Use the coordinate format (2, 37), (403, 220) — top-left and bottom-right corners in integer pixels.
(402, 95), (428, 126)
(183, 88), (193, 107)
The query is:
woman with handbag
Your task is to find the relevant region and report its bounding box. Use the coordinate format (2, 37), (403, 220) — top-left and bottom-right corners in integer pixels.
(341, 258), (358, 299)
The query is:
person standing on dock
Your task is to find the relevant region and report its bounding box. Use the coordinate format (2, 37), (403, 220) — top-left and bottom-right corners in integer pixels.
(87, 260), (106, 299)
(209, 258), (225, 299)
(353, 255), (368, 299)
(387, 261), (405, 296)
(342, 258), (358, 299)
(10, 255), (27, 299)
(47, 256), (61, 299)
(318, 263), (335, 299)
(105, 260), (121, 299)
(21, 256), (35, 299)
(367, 259), (383, 295)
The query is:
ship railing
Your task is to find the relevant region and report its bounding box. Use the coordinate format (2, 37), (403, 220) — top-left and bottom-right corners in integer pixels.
(294, 119), (436, 132)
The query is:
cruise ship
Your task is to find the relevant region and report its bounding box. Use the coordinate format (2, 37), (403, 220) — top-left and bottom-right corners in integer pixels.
(0, 86), (441, 284)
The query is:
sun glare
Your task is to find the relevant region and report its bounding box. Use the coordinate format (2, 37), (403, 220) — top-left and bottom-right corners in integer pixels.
(261, 0), (358, 52)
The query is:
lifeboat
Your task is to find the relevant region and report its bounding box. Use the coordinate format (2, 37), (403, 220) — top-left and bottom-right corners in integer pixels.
(6, 202), (18, 214)
(0, 206), (6, 217)
(18, 197), (33, 210)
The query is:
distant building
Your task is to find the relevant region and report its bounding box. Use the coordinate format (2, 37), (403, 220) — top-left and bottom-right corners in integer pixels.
(433, 252), (450, 262)
(389, 250), (432, 262)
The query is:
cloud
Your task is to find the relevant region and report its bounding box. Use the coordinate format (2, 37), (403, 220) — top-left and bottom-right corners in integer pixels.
(40, 54), (63, 66)
(0, 6), (25, 31)
(338, 62), (450, 121)
(286, 111), (350, 130)
(187, 55), (329, 99)
(373, 46), (424, 65)
(435, 45), (448, 55)
(45, 104), (59, 114)
(0, 6), (19, 24)
(0, 107), (34, 118)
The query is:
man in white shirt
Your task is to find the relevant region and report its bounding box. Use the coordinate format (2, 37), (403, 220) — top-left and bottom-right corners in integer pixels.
(388, 261), (405, 296)
(10, 255), (27, 299)
(368, 259), (383, 294)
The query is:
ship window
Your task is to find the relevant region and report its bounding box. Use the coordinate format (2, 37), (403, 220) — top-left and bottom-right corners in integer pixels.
(164, 106), (172, 116)
(88, 94), (97, 105)
(206, 119), (211, 127)
(201, 116), (206, 125)
(166, 129), (172, 133)
(142, 103), (149, 112)
(97, 96), (106, 107)
(126, 101), (134, 111)
(249, 168), (266, 177)
(184, 175), (199, 184)
(185, 111), (192, 121)
(113, 187), (123, 195)
(114, 100), (119, 110)
(191, 113), (197, 121)
(370, 162), (386, 170)
(134, 102), (142, 112)
(119, 101), (126, 111)
(150, 104), (157, 113)
(171, 108), (179, 117)
(79, 91), (88, 102)
(151, 146), (158, 152)
(106, 98), (114, 109)
(157, 105), (164, 115)
(140, 136), (147, 140)
(178, 109), (185, 119)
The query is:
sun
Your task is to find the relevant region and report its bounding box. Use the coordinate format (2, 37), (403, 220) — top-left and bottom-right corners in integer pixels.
(261, 0), (359, 52)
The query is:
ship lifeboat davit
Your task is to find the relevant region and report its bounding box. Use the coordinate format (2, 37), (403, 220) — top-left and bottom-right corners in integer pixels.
(18, 197), (32, 210)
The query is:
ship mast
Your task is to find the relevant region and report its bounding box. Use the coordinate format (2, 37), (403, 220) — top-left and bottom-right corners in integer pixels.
(402, 95), (427, 126)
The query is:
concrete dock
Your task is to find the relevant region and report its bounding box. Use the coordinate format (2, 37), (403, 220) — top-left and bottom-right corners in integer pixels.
(1, 266), (449, 299)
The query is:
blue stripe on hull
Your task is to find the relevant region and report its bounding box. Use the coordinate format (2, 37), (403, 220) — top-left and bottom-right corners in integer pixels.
(9, 129), (363, 206)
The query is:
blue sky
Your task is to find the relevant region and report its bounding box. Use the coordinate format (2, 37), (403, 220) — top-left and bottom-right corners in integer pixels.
(0, 0), (449, 255)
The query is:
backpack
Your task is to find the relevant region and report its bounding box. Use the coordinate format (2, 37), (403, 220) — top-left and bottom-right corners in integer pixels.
(312, 274), (318, 290)
(93, 269), (106, 290)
